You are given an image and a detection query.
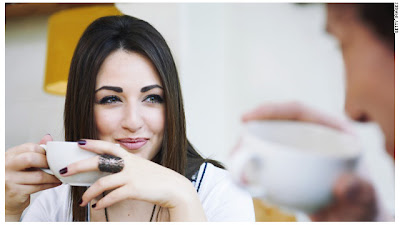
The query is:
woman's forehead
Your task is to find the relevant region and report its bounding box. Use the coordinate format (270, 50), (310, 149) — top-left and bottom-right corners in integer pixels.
(96, 50), (162, 88)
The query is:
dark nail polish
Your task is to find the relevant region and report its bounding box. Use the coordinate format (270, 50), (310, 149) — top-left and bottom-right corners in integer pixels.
(92, 203), (97, 208)
(78, 140), (86, 145)
(59, 167), (68, 175)
(78, 199), (82, 205)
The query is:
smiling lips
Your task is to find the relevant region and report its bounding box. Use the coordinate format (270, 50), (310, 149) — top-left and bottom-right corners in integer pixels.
(117, 138), (148, 150)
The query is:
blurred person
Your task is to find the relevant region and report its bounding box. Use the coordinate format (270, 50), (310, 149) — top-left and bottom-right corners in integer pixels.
(242, 3), (394, 221)
(5, 15), (255, 222)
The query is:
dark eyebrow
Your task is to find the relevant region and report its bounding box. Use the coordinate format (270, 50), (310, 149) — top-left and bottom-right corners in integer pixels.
(95, 86), (123, 93)
(141, 84), (163, 93)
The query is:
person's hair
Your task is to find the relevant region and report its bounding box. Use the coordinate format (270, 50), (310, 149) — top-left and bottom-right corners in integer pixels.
(356, 3), (394, 51)
(64, 15), (223, 221)
(335, 3), (394, 51)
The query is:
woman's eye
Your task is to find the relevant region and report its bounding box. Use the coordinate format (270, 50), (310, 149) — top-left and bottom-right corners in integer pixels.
(143, 94), (164, 104)
(98, 95), (121, 104)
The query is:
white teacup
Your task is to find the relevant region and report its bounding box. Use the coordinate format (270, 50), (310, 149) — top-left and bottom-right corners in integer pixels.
(229, 121), (361, 213)
(40, 141), (109, 186)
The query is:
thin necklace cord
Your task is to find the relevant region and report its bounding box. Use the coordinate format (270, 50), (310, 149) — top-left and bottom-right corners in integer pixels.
(102, 192), (156, 222)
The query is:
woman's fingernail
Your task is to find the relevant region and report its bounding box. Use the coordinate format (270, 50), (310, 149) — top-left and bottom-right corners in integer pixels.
(78, 140), (86, 145)
(59, 167), (68, 175)
(92, 203), (97, 208)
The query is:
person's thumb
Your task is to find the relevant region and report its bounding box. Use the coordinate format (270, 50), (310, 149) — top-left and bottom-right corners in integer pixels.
(38, 134), (53, 145)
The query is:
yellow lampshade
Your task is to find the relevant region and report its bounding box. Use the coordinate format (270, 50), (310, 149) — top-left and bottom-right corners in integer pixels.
(44, 5), (122, 95)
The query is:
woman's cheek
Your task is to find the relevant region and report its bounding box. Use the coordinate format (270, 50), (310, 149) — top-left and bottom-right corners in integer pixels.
(95, 109), (119, 138)
(149, 109), (165, 134)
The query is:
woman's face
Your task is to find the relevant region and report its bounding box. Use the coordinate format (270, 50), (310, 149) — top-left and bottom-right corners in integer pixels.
(94, 49), (165, 160)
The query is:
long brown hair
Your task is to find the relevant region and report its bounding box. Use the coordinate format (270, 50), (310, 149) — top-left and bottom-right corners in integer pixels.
(64, 15), (223, 221)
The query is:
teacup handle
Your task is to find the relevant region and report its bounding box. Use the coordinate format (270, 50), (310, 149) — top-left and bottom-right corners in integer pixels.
(231, 150), (267, 197)
(39, 144), (54, 175)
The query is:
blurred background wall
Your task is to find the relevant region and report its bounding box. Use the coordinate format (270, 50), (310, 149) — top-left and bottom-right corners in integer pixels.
(5, 3), (394, 217)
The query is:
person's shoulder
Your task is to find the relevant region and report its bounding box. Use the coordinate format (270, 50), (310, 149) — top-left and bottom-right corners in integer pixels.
(194, 162), (229, 188)
(32, 184), (70, 202)
(196, 162), (241, 195)
(204, 162), (228, 177)
(40, 183), (70, 198)
(21, 184), (71, 222)
(196, 162), (255, 221)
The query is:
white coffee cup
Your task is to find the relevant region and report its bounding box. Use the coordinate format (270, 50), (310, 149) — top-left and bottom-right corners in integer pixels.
(40, 141), (109, 186)
(229, 121), (361, 213)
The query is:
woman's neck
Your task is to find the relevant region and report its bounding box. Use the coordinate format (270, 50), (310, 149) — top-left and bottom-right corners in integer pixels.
(89, 196), (168, 222)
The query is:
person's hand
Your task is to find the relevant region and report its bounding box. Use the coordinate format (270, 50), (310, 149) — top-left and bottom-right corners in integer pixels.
(310, 173), (376, 221)
(59, 139), (207, 221)
(242, 101), (354, 134)
(5, 134), (62, 221)
(242, 101), (377, 221)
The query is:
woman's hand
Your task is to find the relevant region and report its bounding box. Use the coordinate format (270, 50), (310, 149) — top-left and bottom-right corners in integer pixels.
(242, 101), (377, 221)
(5, 134), (62, 221)
(60, 139), (207, 221)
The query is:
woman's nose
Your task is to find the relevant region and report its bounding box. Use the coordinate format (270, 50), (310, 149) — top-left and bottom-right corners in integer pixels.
(121, 104), (144, 132)
(344, 98), (370, 123)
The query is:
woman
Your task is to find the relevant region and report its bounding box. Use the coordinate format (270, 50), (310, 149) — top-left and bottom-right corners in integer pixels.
(5, 15), (254, 221)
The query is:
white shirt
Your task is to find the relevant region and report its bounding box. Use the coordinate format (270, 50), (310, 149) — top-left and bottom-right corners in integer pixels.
(21, 162), (255, 222)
